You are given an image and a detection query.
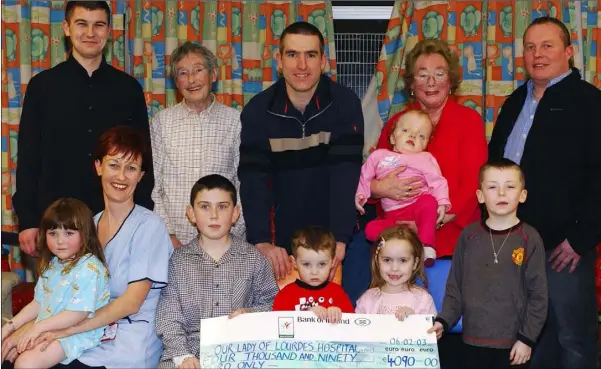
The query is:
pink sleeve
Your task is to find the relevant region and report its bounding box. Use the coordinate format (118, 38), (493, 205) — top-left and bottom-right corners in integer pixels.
(356, 151), (382, 204)
(421, 153), (451, 209)
(355, 289), (377, 314)
(415, 290), (437, 316)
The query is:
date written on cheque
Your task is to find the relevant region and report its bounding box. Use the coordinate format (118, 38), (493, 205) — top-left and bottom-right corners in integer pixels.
(389, 338), (428, 346)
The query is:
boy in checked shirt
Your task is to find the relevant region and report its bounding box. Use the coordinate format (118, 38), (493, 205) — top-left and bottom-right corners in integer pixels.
(155, 174), (278, 369)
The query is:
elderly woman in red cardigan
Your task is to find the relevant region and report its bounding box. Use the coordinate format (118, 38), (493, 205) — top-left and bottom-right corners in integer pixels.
(370, 40), (487, 258)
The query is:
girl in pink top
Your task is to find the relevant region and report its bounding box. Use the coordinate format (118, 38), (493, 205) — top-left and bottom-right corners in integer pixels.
(355, 110), (450, 266)
(355, 226), (436, 318)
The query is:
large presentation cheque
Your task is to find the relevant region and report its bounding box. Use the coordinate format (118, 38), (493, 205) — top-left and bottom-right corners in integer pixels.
(199, 311), (440, 369)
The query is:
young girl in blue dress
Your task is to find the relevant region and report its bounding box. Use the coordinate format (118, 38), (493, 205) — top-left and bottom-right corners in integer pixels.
(1, 198), (110, 369)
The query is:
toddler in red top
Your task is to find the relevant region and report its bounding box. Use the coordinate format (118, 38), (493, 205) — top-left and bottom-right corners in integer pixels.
(272, 226), (354, 322)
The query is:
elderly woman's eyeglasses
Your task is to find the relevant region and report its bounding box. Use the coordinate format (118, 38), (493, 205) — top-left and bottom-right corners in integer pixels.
(176, 67), (208, 80)
(414, 71), (448, 84)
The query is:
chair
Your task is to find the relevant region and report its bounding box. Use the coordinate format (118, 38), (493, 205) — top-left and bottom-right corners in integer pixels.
(1, 232), (35, 319)
(425, 259), (463, 333)
(1, 271), (21, 321)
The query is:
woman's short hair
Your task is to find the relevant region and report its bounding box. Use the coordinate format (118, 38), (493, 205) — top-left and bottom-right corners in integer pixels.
(403, 40), (461, 97)
(170, 41), (218, 78)
(94, 126), (149, 171)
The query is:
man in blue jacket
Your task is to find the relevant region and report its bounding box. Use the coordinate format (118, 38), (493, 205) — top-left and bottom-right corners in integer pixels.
(238, 22), (364, 282)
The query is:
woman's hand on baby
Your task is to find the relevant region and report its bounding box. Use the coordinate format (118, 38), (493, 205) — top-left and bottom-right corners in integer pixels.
(179, 357), (201, 369)
(355, 195), (366, 214)
(436, 205), (446, 224)
(371, 166), (424, 201)
(228, 308), (248, 319)
(427, 322), (444, 340)
(509, 340), (531, 366)
(394, 306), (415, 321)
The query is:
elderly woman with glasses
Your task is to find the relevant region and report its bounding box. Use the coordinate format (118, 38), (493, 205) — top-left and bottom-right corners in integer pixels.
(369, 39), (488, 258)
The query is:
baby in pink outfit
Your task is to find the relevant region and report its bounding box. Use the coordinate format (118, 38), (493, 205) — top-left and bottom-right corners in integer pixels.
(355, 110), (450, 266)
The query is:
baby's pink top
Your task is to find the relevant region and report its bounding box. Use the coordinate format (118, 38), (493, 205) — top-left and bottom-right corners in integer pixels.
(355, 287), (437, 316)
(356, 149), (451, 212)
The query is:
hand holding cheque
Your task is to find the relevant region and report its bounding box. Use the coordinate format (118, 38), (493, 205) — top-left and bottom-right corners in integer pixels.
(199, 311), (440, 369)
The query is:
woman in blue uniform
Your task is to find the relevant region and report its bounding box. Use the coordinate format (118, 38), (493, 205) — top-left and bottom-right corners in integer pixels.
(2, 126), (173, 369)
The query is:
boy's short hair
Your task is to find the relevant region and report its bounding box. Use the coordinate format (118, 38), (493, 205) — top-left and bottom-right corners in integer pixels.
(479, 159), (526, 187)
(291, 226), (336, 258)
(189, 174), (237, 206)
(65, 1), (111, 25)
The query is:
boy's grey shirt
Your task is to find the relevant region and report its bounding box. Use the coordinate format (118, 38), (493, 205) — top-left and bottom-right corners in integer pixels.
(436, 221), (548, 349)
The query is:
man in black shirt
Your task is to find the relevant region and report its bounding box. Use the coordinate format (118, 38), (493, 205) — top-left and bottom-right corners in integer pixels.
(13, 1), (153, 256)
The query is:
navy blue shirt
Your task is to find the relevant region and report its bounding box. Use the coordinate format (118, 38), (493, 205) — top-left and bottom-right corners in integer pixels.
(238, 75), (364, 252)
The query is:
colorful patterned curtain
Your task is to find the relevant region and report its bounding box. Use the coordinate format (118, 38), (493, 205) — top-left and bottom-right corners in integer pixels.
(1, 0), (336, 279)
(363, 0), (601, 154)
(129, 1), (336, 116)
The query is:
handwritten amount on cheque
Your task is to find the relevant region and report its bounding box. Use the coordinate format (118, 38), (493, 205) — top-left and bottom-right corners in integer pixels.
(203, 340), (437, 368)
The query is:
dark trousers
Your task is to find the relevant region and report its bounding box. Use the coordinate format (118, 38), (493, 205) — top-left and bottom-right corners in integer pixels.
(342, 230), (372, 306)
(464, 344), (530, 369)
(530, 249), (598, 369)
(2, 360), (105, 369)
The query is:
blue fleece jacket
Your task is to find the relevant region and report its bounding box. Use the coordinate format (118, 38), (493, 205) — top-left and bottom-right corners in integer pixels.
(238, 75), (364, 253)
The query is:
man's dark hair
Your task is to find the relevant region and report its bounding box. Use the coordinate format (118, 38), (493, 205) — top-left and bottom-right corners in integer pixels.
(524, 16), (573, 67)
(279, 21), (324, 55)
(189, 174), (237, 206)
(65, 1), (111, 26)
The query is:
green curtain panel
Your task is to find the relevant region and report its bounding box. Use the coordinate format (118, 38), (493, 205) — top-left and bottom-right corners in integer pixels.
(1, 0), (336, 279)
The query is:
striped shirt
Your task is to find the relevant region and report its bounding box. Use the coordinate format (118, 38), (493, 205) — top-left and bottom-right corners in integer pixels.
(150, 96), (246, 244)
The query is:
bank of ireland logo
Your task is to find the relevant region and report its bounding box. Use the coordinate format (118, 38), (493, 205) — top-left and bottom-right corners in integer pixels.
(278, 317), (294, 338)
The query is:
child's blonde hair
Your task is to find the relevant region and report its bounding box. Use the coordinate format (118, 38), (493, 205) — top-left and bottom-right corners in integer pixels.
(388, 109), (433, 143)
(369, 225), (428, 290)
(37, 198), (107, 277)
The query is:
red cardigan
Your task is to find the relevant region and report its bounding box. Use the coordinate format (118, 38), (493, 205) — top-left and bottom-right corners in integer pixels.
(375, 99), (487, 257)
